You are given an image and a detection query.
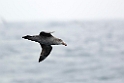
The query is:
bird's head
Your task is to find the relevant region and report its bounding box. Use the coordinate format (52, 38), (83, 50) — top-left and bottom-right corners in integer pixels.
(55, 38), (67, 46)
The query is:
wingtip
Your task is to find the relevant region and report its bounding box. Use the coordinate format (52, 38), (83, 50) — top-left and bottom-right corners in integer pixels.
(22, 35), (31, 39)
(38, 57), (44, 62)
(39, 58), (42, 62)
(22, 36), (25, 38)
(39, 60), (41, 63)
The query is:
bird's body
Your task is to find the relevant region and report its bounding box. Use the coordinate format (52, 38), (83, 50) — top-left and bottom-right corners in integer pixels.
(22, 31), (67, 62)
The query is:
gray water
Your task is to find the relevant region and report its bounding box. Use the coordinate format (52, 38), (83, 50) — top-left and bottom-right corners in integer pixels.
(0, 20), (124, 83)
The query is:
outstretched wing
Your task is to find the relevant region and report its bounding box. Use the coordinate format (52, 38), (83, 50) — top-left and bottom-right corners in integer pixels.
(22, 35), (40, 42)
(39, 31), (53, 37)
(39, 44), (52, 62)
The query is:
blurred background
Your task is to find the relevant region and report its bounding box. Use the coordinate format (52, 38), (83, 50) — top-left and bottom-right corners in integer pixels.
(0, 0), (124, 83)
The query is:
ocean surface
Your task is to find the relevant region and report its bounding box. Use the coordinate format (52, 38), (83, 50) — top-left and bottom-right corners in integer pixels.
(0, 20), (124, 83)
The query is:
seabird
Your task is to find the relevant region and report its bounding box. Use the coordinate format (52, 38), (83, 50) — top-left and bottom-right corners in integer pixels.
(22, 31), (67, 62)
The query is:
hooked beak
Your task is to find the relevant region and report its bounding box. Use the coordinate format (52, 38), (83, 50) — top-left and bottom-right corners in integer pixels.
(62, 42), (67, 46)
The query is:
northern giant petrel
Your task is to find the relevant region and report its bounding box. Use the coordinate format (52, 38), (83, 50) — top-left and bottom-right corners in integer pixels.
(22, 31), (67, 62)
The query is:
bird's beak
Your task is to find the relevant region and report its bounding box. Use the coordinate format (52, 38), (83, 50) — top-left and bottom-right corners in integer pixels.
(62, 42), (67, 46)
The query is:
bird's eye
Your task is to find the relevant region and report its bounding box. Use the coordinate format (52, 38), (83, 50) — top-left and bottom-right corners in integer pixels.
(58, 39), (62, 41)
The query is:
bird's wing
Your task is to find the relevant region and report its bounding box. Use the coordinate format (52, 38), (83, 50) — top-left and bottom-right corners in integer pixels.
(39, 31), (53, 37)
(39, 44), (52, 62)
(22, 35), (40, 42)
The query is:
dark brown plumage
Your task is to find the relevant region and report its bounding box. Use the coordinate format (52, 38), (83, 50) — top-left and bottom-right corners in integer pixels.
(22, 31), (67, 62)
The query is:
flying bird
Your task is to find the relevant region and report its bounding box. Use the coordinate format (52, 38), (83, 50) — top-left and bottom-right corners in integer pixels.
(22, 31), (67, 62)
